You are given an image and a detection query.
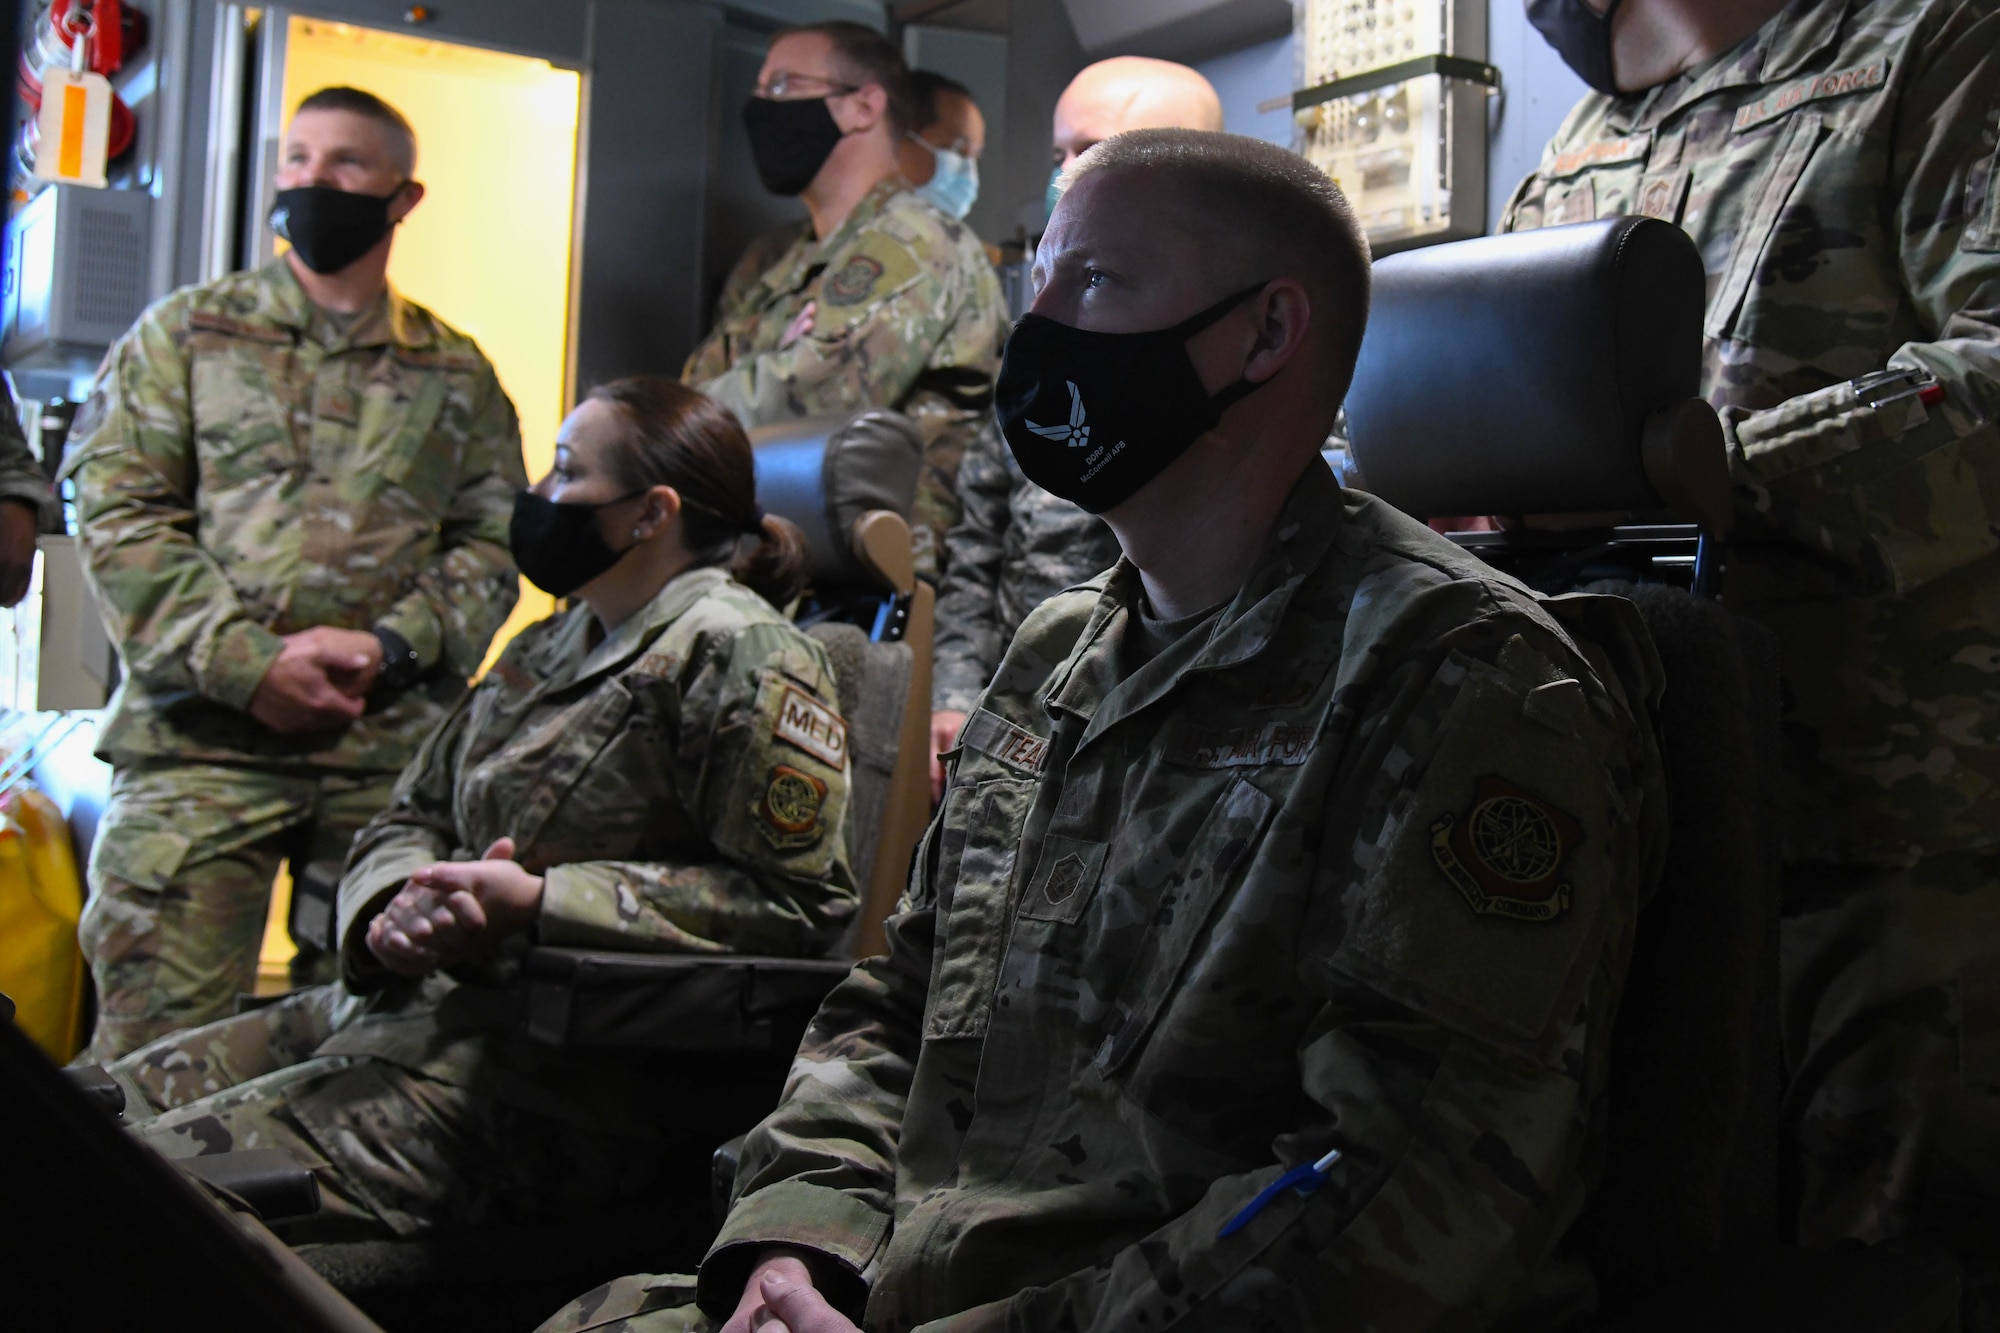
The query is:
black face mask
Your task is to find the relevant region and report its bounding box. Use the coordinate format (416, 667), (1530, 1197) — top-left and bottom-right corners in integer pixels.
(995, 282), (1270, 515)
(1526, 0), (1625, 96)
(742, 96), (845, 196)
(270, 185), (405, 275)
(509, 490), (640, 598)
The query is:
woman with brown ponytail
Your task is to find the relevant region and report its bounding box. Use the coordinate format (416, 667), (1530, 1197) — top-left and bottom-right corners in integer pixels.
(99, 377), (858, 1243)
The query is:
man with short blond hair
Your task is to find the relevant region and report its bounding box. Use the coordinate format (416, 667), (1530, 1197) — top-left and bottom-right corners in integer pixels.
(929, 56), (1227, 800)
(537, 128), (1668, 1333)
(66, 86), (524, 1059)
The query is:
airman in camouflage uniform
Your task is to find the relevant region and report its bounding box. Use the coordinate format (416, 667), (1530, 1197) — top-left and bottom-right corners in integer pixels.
(63, 253), (525, 1060)
(540, 464), (1668, 1331)
(930, 419), (1120, 715)
(0, 381), (55, 606)
(1501, 0), (2000, 1252)
(684, 177), (1007, 579)
(109, 565), (858, 1240)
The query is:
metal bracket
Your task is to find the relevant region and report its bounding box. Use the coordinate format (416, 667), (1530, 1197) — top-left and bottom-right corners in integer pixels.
(1293, 54), (1501, 111)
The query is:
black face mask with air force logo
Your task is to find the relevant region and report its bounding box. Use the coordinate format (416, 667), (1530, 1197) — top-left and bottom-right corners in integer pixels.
(995, 282), (1271, 515)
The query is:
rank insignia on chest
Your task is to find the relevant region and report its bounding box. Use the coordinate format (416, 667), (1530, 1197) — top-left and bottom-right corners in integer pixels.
(1429, 775), (1583, 922)
(823, 255), (886, 307)
(757, 764), (827, 847)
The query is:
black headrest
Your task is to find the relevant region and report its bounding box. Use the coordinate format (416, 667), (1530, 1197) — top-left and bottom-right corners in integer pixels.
(751, 410), (922, 584)
(1344, 217), (1727, 529)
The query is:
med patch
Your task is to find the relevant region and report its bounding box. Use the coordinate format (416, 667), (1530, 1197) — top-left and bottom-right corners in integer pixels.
(774, 685), (848, 769)
(1430, 775), (1584, 923)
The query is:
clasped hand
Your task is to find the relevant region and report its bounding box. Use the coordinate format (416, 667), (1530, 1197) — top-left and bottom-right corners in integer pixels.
(365, 836), (546, 978)
(720, 1250), (860, 1333)
(248, 625), (383, 734)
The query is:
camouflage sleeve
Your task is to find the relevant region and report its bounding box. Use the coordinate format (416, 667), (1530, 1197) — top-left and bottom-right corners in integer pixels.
(536, 623), (860, 958)
(932, 418), (1014, 713)
(334, 675), (474, 988)
(935, 619), (1662, 1330)
(694, 234), (956, 429)
(697, 860), (933, 1315)
(64, 299), (287, 711)
(372, 362), (526, 675)
(1730, 1), (2000, 595)
(0, 384), (51, 518)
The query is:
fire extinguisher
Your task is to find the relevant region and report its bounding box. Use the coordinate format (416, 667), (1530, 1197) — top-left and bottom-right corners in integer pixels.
(15, 1), (148, 179)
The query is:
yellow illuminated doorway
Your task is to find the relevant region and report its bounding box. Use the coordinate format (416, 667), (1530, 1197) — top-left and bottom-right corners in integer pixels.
(260, 18), (581, 989)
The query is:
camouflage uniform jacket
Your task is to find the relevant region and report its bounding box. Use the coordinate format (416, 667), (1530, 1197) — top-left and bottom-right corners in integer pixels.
(704, 463), (1670, 1330)
(63, 256), (525, 773)
(1500, 0), (2000, 863)
(0, 384), (53, 519)
(316, 566), (858, 1124)
(932, 419), (1121, 713)
(683, 179), (1009, 575)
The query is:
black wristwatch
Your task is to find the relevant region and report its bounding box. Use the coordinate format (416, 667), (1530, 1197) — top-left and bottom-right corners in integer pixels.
(372, 626), (424, 695)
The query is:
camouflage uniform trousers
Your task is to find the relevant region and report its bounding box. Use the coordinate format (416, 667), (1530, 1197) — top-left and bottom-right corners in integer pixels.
(111, 984), (666, 1244)
(1782, 847), (2000, 1306)
(78, 761), (399, 1062)
(535, 1274), (706, 1332)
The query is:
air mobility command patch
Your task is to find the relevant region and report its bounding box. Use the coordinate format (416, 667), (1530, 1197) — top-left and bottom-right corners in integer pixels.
(823, 255), (886, 307)
(1429, 775), (1583, 922)
(758, 764), (828, 848)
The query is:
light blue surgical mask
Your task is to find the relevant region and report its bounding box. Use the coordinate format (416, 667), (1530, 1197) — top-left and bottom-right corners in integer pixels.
(1046, 164), (1064, 220)
(910, 133), (979, 219)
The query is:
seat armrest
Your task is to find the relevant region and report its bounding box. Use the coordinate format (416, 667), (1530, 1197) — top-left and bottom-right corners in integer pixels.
(180, 1148), (322, 1223)
(522, 948), (853, 1052)
(63, 1064), (127, 1117)
(713, 1133), (748, 1226)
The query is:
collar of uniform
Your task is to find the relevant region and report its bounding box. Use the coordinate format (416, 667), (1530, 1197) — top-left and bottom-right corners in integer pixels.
(1614, 0), (1840, 132)
(815, 175), (905, 256)
(1045, 459), (1346, 737)
(259, 254), (435, 352)
(566, 564), (733, 685)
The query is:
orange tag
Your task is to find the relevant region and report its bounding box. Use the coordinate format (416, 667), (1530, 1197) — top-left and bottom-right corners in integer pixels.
(34, 68), (113, 187)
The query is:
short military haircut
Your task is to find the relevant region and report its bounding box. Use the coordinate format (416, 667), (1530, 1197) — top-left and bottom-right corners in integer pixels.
(778, 20), (914, 134)
(1070, 129), (1372, 413)
(294, 85), (417, 174)
(910, 69), (975, 134)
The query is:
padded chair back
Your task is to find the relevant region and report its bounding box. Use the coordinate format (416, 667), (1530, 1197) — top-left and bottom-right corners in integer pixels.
(806, 621), (913, 930)
(1346, 217), (1731, 536)
(1556, 585), (1784, 1312)
(750, 410), (922, 586)
(1333, 221), (1783, 1309)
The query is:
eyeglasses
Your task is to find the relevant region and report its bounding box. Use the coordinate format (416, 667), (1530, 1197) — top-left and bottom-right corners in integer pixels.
(755, 70), (860, 100)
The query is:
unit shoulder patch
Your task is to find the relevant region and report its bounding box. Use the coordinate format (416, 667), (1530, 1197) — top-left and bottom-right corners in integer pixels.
(757, 764), (827, 848)
(1428, 775), (1584, 923)
(823, 255), (887, 307)
(773, 685), (849, 769)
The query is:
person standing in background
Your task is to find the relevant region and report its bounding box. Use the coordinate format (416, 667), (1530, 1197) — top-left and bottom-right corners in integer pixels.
(1502, 0), (2000, 1288)
(896, 70), (986, 224)
(0, 381), (54, 606)
(686, 21), (1007, 581)
(63, 87), (525, 1060)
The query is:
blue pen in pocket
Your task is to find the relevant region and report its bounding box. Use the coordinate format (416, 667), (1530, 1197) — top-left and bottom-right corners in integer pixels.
(1218, 1147), (1344, 1238)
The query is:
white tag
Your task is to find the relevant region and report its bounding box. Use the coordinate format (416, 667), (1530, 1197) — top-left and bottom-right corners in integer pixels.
(34, 68), (112, 188)
(774, 685), (848, 768)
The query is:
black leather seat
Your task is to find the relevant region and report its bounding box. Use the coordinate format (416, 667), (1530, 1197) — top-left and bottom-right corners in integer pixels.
(1346, 216), (1959, 1329)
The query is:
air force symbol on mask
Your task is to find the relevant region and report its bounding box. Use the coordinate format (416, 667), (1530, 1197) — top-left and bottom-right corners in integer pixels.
(1026, 381), (1092, 448)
